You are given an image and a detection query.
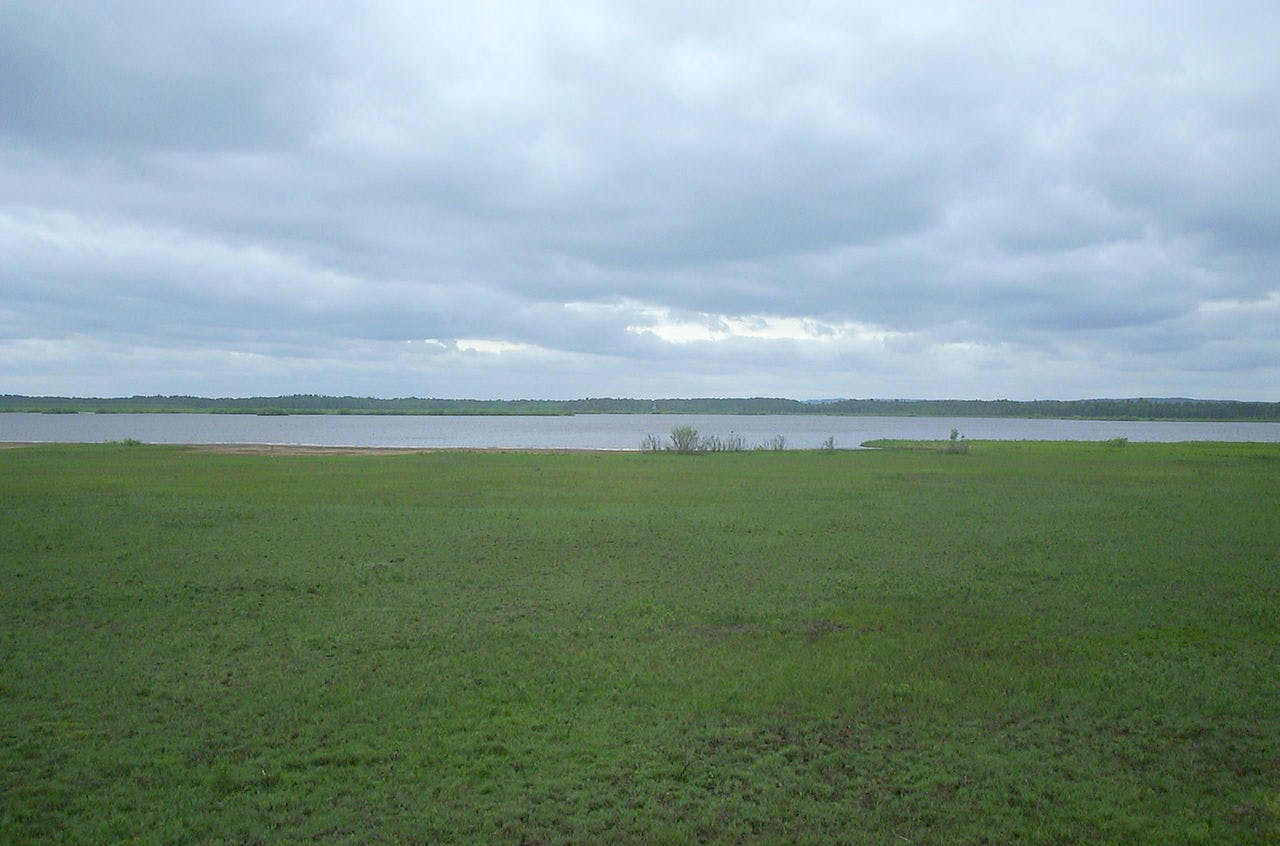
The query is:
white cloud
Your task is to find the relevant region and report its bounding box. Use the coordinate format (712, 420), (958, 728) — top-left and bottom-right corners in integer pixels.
(621, 306), (903, 347)
(454, 338), (547, 355)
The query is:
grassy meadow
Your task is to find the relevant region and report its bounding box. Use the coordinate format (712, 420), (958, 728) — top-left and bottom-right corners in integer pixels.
(1, 441), (1278, 843)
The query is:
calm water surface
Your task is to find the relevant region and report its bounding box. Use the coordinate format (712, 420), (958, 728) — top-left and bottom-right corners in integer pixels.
(4, 412), (1279, 449)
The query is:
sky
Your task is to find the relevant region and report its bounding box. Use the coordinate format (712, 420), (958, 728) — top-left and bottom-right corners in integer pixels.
(2, 1), (1278, 401)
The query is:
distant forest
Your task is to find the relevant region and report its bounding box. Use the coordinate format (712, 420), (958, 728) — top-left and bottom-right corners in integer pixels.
(3, 394), (1279, 421)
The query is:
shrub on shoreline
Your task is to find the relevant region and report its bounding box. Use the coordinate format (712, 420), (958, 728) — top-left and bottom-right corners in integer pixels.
(641, 427), (789, 453)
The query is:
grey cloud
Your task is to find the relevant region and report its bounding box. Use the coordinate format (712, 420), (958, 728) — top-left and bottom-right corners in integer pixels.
(0, 3), (324, 154)
(2, 1), (1277, 399)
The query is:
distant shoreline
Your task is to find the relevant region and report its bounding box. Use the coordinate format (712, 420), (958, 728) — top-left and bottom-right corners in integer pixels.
(3, 394), (1279, 422)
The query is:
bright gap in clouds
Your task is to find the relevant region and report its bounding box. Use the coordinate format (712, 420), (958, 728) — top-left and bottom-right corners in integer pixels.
(567, 300), (903, 346)
(416, 338), (551, 355)
(453, 338), (548, 355)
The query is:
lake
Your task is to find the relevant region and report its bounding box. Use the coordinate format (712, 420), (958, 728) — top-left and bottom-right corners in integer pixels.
(4, 412), (1279, 450)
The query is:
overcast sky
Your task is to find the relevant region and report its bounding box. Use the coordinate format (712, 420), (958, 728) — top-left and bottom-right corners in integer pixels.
(2, 1), (1277, 400)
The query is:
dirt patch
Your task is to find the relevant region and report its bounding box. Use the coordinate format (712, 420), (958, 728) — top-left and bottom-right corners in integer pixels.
(800, 619), (852, 639)
(186, 443), (615, 456)
(189, 443), (436, 455)
(689, 623), (757, 638)
(0, 441), (619, 455)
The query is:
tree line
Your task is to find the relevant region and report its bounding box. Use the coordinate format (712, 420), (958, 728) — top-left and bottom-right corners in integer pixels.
(3, 394), (1278, 421)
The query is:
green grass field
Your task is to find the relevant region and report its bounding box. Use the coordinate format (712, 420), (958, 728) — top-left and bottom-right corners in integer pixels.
(2, 442), (1278, 844)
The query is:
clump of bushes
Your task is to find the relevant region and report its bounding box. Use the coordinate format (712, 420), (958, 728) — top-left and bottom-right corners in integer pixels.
(640, 427), (787, 454)
(945, 429), (969, 454)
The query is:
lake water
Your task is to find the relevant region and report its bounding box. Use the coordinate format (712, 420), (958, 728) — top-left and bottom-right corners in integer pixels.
(4, 412), (1279, 450)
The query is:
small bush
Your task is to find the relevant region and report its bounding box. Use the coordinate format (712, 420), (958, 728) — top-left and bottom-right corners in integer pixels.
(640, 434), (663, 452)
(820, 436), (836, 453)
(108, 437), (145, 447)
(702, 433), (745, 453)
(668, 426), (702, 455)
(945, 429), (969, 454)
(1104, 437), (1129, 448)
(754, 435), (786, 451)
